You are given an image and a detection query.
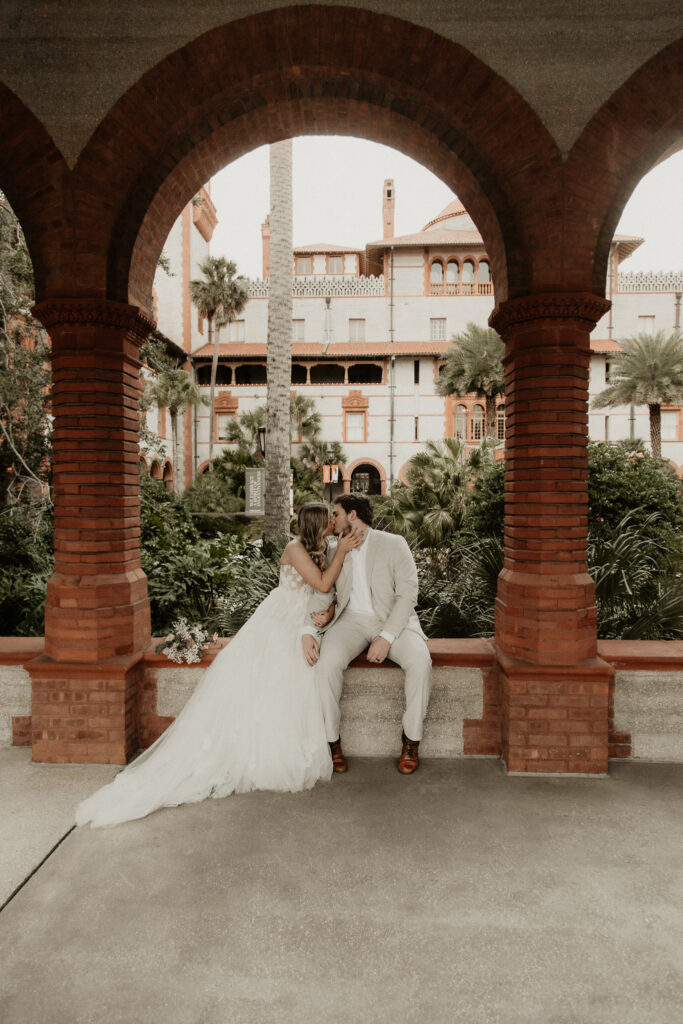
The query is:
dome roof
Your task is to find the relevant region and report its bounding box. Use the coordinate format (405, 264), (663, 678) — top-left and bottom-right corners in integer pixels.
(422, 199), (468, 231)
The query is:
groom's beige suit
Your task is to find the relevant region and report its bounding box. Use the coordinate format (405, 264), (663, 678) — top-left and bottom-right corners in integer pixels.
(307, 529), (432, 743)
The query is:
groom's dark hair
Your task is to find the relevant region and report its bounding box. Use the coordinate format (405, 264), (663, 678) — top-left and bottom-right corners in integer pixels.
(336, 493), (373, 527)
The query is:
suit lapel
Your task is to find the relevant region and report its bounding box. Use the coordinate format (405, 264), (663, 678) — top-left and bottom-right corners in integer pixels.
(364, 529), (377, 594)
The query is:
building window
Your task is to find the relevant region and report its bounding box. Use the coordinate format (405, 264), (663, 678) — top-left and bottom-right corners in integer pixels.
(446, 260), (459, 294)
(605, 359), (612, 383)
(346, 411), (365, 442)
(216, 414), (235, 441)
(497, 405), (505, 441)
(235, 364), (267, 385)
(462, 259), (475, 283)
(414, 416), (419, 441)
(471, 404), (485, 440)
(327, 256), (343, 274)
(661, 411), (678, 441)
(455, 404), (467, 439)
(604, 415), (610, 441)
(430, 259), (444, 295)
(349, 319), (365, 341)
(638, 315), (655, 334)
(430, 318), (446, 341)
(414, 359), (420, 385)
(228, 320), (245, 342)
(478, 260), (491, 282)
(291, 364), (307, 385)
(296, 256), (312, 275)
(197, 365), (231, 386)
(292, 319), (305, 341)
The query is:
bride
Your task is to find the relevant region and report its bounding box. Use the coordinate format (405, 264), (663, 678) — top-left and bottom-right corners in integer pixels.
(76, 503), (362, 828)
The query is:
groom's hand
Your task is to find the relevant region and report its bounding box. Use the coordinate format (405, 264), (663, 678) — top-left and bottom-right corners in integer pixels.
(302, 634), (320, 667)
(366, 637), (391, 664)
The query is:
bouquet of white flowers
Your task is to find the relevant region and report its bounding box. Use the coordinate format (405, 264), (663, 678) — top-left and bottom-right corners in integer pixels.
(157, 618), (218, 664)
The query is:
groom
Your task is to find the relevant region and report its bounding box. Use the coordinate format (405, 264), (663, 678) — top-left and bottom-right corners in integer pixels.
(302, 494), (432, 774)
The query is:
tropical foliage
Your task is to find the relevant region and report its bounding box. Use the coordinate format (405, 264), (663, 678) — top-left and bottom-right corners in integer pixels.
(189, 255), (249, 467)
(436, 322), (505, 438)
(592, 330), (683, 458)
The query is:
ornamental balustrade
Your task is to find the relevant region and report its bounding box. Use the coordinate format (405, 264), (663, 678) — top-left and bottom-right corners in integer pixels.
(617, 271), (683, 293)
(248, 276), (386, 297)
(430, 282), (493, 296)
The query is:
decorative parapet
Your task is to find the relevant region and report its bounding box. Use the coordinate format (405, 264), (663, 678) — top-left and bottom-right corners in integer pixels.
(248, 275), (385, 298)
(617, 271), (683, 293)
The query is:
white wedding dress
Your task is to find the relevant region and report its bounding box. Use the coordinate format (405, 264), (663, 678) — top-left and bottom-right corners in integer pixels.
(76, 564), (332, 828)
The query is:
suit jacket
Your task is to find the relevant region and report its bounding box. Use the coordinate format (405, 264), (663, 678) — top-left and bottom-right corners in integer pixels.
(307, 529), (426, 640)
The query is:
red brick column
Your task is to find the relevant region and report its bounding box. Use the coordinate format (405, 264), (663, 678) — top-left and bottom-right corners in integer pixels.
(489, 293), (614, 774)
(27, 299), (154, 763)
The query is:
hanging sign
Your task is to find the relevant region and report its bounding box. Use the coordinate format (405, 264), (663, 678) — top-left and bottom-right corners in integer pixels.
(245, 467), (265, 515)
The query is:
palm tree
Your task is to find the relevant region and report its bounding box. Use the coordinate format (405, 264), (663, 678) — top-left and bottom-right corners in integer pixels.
(189, 255), (249, 468)
(141, 368), (205, 494)
(592, 330), (683, 458)
(376, 437), (494, 548)
(436, 322), (505, 440)
(290, 394), (321, 443)
(264, 139), (293, 541)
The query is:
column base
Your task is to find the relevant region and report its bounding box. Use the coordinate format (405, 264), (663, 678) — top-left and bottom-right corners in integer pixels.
(497, 649), (614, 774)
(27, 653), (144, 763)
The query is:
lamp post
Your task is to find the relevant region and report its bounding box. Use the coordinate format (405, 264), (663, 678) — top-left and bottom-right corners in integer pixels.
(326, 445), (334, 505)
(258, 425), (266, 459)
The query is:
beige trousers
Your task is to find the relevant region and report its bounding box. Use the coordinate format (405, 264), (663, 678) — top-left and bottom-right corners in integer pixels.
(315, 612), (432, 743)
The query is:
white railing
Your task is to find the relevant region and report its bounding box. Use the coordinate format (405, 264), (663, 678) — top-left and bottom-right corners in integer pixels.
(248, 276), (386, 298)
(617, 271), (683, 293)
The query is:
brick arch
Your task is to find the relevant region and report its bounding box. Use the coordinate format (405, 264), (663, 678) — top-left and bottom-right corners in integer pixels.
(0, 82), (70, 299)
(69, 4), (561, 313)
(565, 37), (683, 297)
(347, 457), (387, 496)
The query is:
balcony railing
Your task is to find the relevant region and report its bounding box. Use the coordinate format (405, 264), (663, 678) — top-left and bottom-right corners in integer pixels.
(430, 282), (493, 296)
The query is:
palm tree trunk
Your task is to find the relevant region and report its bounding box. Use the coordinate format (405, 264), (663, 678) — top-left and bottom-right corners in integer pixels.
(485, 395), (497, 439)
(648, 403), (662, 459)
(207, 315), (216, 469)
(170, 410), (180, 495)
(264, 139), (293, 541)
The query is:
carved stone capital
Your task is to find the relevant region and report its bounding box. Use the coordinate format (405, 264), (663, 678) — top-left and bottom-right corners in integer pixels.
(32, 298), (155, 341)
(214, 392), (238, 414)
(490, 293), (611, 338)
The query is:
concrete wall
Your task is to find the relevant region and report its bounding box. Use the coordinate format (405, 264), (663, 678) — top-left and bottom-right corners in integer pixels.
(613, 670), (683, 762)
(0, 664), (31, 745)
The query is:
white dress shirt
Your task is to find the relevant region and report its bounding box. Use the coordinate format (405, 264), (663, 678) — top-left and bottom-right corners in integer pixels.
(347, 531), (395, 645)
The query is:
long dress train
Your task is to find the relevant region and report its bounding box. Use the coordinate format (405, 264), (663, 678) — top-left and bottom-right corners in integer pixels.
(76, 564), (332, 828)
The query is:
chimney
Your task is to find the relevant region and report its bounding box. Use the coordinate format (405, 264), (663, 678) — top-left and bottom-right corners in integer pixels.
(261, 215), (271, 278)
(382, 179), (395, 240)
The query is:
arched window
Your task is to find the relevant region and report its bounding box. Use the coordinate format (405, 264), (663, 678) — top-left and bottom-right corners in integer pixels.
(455, 404), (467, 439)
(348, 363), (382, 384)
(235, 364), (266, 385)
(462, 260), (475, 293)
(471, 403), (485, 441)
(478, 259), (490, 282)
(430, 259), (444, 295)
(446, 259), (459, 294)
(196, 364), (212, 386)
(215, 365), (232, 386)
(310, 363), (345, 385)
(291, 364), (307, 384)
(497, 404), (505, 441)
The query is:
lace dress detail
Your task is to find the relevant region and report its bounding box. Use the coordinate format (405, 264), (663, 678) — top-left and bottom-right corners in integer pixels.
(76, 563), (331, 828)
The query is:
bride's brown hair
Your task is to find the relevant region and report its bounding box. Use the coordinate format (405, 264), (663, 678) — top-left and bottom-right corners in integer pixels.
(297, 502), (330, 571)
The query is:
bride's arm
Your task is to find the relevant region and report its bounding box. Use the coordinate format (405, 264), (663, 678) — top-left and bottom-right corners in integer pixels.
(285, 532), (361, 593)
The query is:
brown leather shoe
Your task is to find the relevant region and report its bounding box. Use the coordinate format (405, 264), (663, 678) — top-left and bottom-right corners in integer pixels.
(398, 732), (420, 774)
(329, 738), (348, 773)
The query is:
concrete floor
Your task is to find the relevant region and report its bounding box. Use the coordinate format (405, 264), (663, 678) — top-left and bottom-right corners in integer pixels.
(1, 749), (682, 1024)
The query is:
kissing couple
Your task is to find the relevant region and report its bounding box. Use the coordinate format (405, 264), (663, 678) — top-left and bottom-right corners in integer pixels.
(77, 494), (432, 828)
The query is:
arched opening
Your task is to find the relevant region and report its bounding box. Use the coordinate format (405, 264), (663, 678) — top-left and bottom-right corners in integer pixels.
(446, 259), (459, 294)
(162, 460), (174, 490)
(310, 363), (345, 385)
(291, 364), (307, 385)
(235, 364), (266, 385)
(150, 461), (163, 480)
(429, 259), (444, 295)
(348, 363), (382, 385)
(196, 364), (231, 386)
(350, 462), (383, 496)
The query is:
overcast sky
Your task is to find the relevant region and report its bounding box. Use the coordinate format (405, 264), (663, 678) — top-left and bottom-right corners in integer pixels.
(209, 137), (683, 280)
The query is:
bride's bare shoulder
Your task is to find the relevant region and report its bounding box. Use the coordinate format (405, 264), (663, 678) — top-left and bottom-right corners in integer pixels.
(280, 539), (303, 565)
